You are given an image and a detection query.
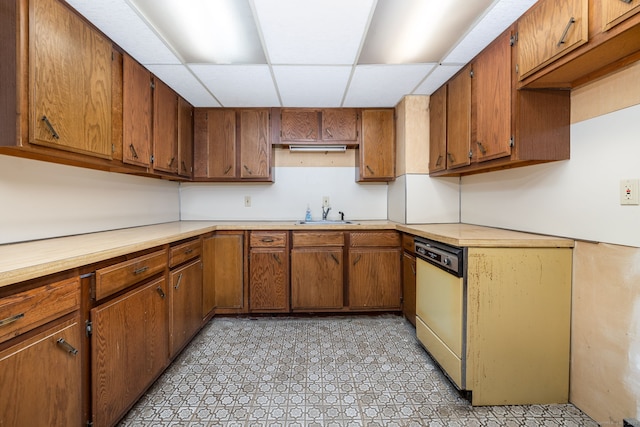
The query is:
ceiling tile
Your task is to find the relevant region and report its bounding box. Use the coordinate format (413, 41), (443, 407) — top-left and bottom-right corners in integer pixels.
(189, 65), (280, 107)
(252, 0), (375, 65)
(146, 65), (220, 107)
(64, 0), (180, 65)
(343, 64), (435, 107)
(273, 66), (352, 107)
(412, 65), (465, 95)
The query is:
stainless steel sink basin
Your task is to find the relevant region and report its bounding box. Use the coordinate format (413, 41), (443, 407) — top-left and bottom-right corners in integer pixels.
(296, 220), (357, 225)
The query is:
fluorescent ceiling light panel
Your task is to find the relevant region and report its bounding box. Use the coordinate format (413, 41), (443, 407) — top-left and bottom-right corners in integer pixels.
(359, 0), (494, 64)
(273, 66), (352, 107)
(253, 0), (375, 65)
(129, 0), (266, 64)
(289, 145), (347, 152)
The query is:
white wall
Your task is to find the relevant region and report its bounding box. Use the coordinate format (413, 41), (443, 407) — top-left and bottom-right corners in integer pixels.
(180, 167), (388, 222)
(388, 174), (460, 224)
(0, 155), (180, 244)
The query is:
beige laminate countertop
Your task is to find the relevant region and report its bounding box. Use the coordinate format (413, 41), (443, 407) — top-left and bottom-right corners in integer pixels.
(0, 221), (573, 289)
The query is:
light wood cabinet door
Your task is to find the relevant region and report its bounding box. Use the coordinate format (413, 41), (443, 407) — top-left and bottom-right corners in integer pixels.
(474, 30), (512, 162)
(280, 109), (319, 142)
(249, 248), (289, 312)
(31, 0), (112, 158)
(446, 65), (472, 169)
(194, 109), (236, 179)
(202, 232), (245, 315)
(349, 248), (401, 310)
(322, 109), (358, 142)
(123, 54), (152, 167)
(152, 78), (178, 174)
(0, 317), (82, 426)
(291, 247), (344, 310)
(177, 97), (194, 178)
(170, 259), (202, 358)
(402, 252), (416, 326)
(518, 0), (588, 80)
(602, 0), (640, 30)
(429, 85), (447, 173)
(358, 109), (395, 181)
(91, 277), (169, 427)
(239, 109), (271, 179)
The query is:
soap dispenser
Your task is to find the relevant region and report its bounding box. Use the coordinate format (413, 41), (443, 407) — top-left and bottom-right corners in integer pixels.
(305, 205), (312, 221)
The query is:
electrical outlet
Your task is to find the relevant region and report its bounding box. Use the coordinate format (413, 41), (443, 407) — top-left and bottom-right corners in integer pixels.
(244, 196), (251, 207)
(322, 196), (330, 208)
(620, 179), (639, 205)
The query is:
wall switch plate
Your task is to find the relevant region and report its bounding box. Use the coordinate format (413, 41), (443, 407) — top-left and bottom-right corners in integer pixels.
(620, 179), (639, 205)
(322, 196), (330, 208)
(244, 196), (251, 207)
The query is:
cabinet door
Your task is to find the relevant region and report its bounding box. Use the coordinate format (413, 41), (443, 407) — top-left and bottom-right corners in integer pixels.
(153, 78), (178, 174)
(194, 109), (236, 179)
(358, 109), (395, 181)
(322, 109), (358, 142)
(91, 277), (169, 427)
(291, 248), (343, 310)
(402, 252), (416, 326)
(170, 259), (202, 358)
(0, 317), (82, 426)
(202, 233), (245, 315)
(602, 0), (640, 30)
(474, 30), (513, 162)
(249, 248), (289, 312)
(123, 55), (152, 167)
(31, 0), (112, 158)
(446, 65), (472, 169)
(429, 85), (447, 173)
(280, 109), (319, 142)
(177, 97), (194, 178)
(518, 0), (588, 80)
(349, 248), (401, 309)
(239, 109), (271, 179)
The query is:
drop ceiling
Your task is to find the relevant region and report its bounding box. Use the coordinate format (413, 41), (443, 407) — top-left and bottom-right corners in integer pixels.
(64, 0), (536, 108)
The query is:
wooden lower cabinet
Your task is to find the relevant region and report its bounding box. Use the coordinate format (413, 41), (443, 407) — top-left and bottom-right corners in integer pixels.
(202, 232), (246, 316)
(170, 258), (203, 358)
(249, 231), (289, 312)
(402, 252), (417, 326)
(90, 276), (169, 427)
(291, 247), (344, 310)
(0, 316), (83, 426)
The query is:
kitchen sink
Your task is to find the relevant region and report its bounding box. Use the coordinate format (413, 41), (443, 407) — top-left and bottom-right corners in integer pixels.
(296, 220), (357, 225)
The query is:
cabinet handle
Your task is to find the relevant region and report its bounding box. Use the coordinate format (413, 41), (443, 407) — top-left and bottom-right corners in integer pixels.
(272, 253), (281, 264)
(184, 248), (193, 255)
(353, 255), (362, 266)
(325, 128), (333, 138)
(261, 237), (274, 243)
(557, 17), (576, 47)
(411, 263), (416, 275)
(156, 287), (166, 298)
(476, 141), (487, 155)
(182, 160), (188, 173)
(133, 266), (149, 275)
(0, 312), (24, 327)
(620, 0), (632, 3)
(224, 165), (232, 175)
(168, 157), (176, 167)
(243, 165), (252, 175)
(447, 153), (455, 163)
(41, 116), (60, 140)
(435, 155), (443, 167)
(330, 253), (340, 265)
(174, 272), (183, 290)
(366, 165), (375, 175)
(306, 129), (314, 138)
(56, 338), (78, 356)
(129, 144), (139, 159)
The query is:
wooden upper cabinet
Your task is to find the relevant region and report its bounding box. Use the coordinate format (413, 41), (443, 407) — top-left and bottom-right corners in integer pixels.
(446, 65), (472, 170)
(278, 109), (358, 145)
(239, 109), (271, 180)
(428, 85), (447, 173)
(177, 97), (194, 178)
(473, 29), (512, 162)
(322, 109), (358, 142)
(517, 0), (588, 80)
(357, 109), (395, 182)
(194, 109), (236, 179)
(602, 0), (640, 31)
(280, 110), (319, 142)
(152, 78), (178, 174)
(122, 55), (152, 167)
(30, 0), (112, 159)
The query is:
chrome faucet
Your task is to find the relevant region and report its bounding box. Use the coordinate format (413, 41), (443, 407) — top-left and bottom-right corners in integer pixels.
(322, 206), (331, 220)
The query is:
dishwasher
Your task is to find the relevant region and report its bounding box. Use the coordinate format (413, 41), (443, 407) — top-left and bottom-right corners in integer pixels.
(414, 237), (466, 390)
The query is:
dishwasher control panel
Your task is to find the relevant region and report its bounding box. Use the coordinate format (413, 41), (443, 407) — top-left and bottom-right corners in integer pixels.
(415, 237), (463, 277)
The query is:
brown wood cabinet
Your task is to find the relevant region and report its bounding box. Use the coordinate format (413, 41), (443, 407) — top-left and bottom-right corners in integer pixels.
(123, 54), (152, 168)
(152, 78), (179, 174)
(177, 97), (194, 178)
(428, 85), (447, 174)
(239, 109), (271, 180)
(348, 231), (401, 310)
(290, 231), (345, 311)
(249, 231), (289, 312)
(202, 232), (246, 316)
(518, 0), (589, 80)
(91, 276), (169, 427)
(30, 0), (112, 159)
(277, 108), (359, 145)
(357, 109), (395, 182)
(169, 258), (202, 357)
(602, 0), (640, 30)
(401, 234), (416, 326)
(446, 65), (472, 170)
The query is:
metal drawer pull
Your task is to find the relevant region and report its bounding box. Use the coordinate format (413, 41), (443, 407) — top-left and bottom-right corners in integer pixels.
(620, 0), (632, 4)
(366, 165), (374, 174)
(0, 313), (24, 327)
(184, 248), (193, 254)
(272, 253), (281, 264)
(326, 128), (333, 138)
(330, 254), (340, 265)
(435, 155), (443, 167)
(306, 129), (314, 138)
(129, 144), (139, 159)
(261, 238), (274, 243)
(447, 153), (455, 163)
(41, 116), (60, 139)
(133, 266), (149, 275)
(476, 141), (487, 155)
(168, 157), (176, 167)
(182, 161), (188, 173)
(156, 287), (166, 298)
(174, 273), (183, 290)
(243, 165), (252, 175)
(224, 165), (232, 175)
(56, 338), (78, 355)
(557, 17), (576, 47)
(353, 255), (362, 266)
(411, 263), (416, 275)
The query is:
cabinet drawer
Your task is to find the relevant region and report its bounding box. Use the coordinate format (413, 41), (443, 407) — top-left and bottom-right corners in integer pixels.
(402, 233), (415, 253)
(170, 239), (201, 268)
(292, 231), (344, 247)
(0, 277), (80, 344)
(95, 250), (167, 301)
(350, 231), (400, 247)
(250, 231), (287, 248)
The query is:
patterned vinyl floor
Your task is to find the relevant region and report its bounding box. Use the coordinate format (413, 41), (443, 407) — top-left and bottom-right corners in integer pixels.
(118, 315), (598, 427)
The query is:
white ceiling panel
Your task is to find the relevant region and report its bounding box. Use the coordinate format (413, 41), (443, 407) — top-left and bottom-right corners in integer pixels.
(146, 65), (220, 107)
(64, 0), (180, 65)
(273, 66), (353, 107)
(344, 64), (436, 107)
(189, 65), (280, 107)
(413, 64), (465, 96)
(252, 0), (376, 65)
